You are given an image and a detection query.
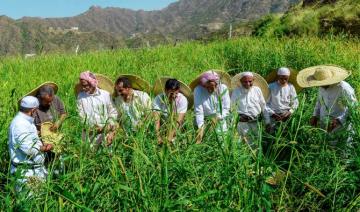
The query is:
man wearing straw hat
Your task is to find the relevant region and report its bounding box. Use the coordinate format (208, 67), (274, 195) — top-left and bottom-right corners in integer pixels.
(297, 65), (357, 141)
(114, 75), (152, 132)
(192, 70), (231, 144)
(31, 83), (67, 132)
(266, 67), (299, 133)
(76, 71), (118, 147)
(9, 96), (53, 191)
(231, 72), (268, 146)
(153, 78), (189, 144)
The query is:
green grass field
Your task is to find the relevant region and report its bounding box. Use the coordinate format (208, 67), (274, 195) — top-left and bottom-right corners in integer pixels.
(0, 36), (359, 210)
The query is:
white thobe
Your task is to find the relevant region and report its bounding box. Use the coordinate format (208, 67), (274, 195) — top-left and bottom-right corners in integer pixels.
(231, 86), (266, 140)
(266, 82), (298, 124)
(313, 81), (357, 129)
(8, 112), (47, 186)
(153, 92), (188, 116)
(114, 90), (151, 130)
(194, 84), (230, 132)
(77, 88), (118, 128)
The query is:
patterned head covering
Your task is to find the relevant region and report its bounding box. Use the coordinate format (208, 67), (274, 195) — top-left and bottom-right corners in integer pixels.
(200, 71), (220, 86)
(79, 71), (98, 88)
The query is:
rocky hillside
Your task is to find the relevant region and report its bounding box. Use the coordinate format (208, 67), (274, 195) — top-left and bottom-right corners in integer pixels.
(0, 0), (299, 56)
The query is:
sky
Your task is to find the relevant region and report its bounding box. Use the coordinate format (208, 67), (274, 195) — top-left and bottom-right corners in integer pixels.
(0, 0), (177, 19)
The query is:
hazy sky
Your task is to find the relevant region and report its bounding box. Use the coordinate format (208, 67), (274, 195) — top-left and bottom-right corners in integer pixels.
(0, 0), (177, 19)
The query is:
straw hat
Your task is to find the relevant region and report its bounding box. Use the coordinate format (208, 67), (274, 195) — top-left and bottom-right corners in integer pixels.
(75, 73), (114, 96)
(231, 72), (270, 99)
(40, 122), (64, 154)
(18, 82), (58, 105)
(189, 70), (232, 91)
(297, 65), (350, 88)
(153, 77), (193, 108)
(265, 68), (302, 92)
(114, 74), (151, 96)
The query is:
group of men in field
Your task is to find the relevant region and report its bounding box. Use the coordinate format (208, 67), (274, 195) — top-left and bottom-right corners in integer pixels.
(8, 65), (357, 191)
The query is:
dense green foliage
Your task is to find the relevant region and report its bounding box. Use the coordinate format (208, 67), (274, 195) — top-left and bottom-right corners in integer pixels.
(254, 0), (360, 37)
(0, 37), (359, 210)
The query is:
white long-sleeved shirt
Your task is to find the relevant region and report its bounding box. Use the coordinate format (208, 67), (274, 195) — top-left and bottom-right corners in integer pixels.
(77, 88), (118, 127)
(313, 81), (357, 125)
(114, 90), (151, 129)
(266, 82), (299, 115)
(8, 112), (45, 174)
(152, 92), (188, 117)
(194, 84), (230, 128)
(231, 86), (267, 122)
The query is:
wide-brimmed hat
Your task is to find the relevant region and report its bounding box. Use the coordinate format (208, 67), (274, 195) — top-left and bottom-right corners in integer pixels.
(40, 122), (64, 154)
(189, 70), (232, 91)
(75, 73), (114, 96)
(114, 74), (151, 96)
(18, 82), (58, 105)
(231, 72), (270, 99)
(297, 65), (350, 88)
(153, 77), (193, 108)
(265, 68), (302, 92)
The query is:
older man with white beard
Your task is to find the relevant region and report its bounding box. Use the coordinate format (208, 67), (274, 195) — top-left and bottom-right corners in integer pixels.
(266, 67), (299, 133)
(231, 72), (268, 147)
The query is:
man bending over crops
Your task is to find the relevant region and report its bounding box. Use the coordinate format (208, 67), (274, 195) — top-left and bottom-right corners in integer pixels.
(231, 72), (267, 147)
(76, 71), (118, 147)
(265, 67), (298, 133)
(114, 76), (151, 132)
(33, 83), (67, 132)
(9, 96), (53, 191)
(153, 78), (189, 145)
(193, 71), (231, 144)
(297, 65), (357, 144)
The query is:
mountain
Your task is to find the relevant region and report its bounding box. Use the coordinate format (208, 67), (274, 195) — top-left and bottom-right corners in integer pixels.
(0, 0), (299, 56)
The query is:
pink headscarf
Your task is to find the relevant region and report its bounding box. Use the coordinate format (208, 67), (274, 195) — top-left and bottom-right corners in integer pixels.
(79, 71), (98, 88)
(200, 71), (220, 86)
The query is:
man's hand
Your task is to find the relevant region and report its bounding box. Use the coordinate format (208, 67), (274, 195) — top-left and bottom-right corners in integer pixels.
(157, 136), (163, 145)
(271, 114), (282, 122)
(310, 116), (318, 127)
(40, 143), (53, 152)
(50, 123), (59, 132)
(328, 118), (341, 132)
(280, 111), (292, 121)
(106, 131), (116, 146)
(239, 115), (250, 122)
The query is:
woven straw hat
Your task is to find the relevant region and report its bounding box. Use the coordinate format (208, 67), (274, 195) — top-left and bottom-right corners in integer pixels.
(265, 68), (302, 92)
(153, 77), (193, 108)
(75, 73), (114, 96)
(189, 70), (232, 91)
(231, 72), (270, 100)
(18, 82), (58, 105)
(297, 65), (350, 88)
(114, 74), (151, 96)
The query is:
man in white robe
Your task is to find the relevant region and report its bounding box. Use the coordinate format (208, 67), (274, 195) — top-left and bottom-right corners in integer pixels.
(193, 71), (230, 144)
(266, 67), (299, 132)
(231, 72), (267, 145)
(8, 96), (53, 191)
(76, 71), (118, 147)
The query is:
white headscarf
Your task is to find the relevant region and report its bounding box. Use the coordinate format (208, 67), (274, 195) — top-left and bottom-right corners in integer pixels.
(240, 71), (254, 79)
(277, 67), (291, 76)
